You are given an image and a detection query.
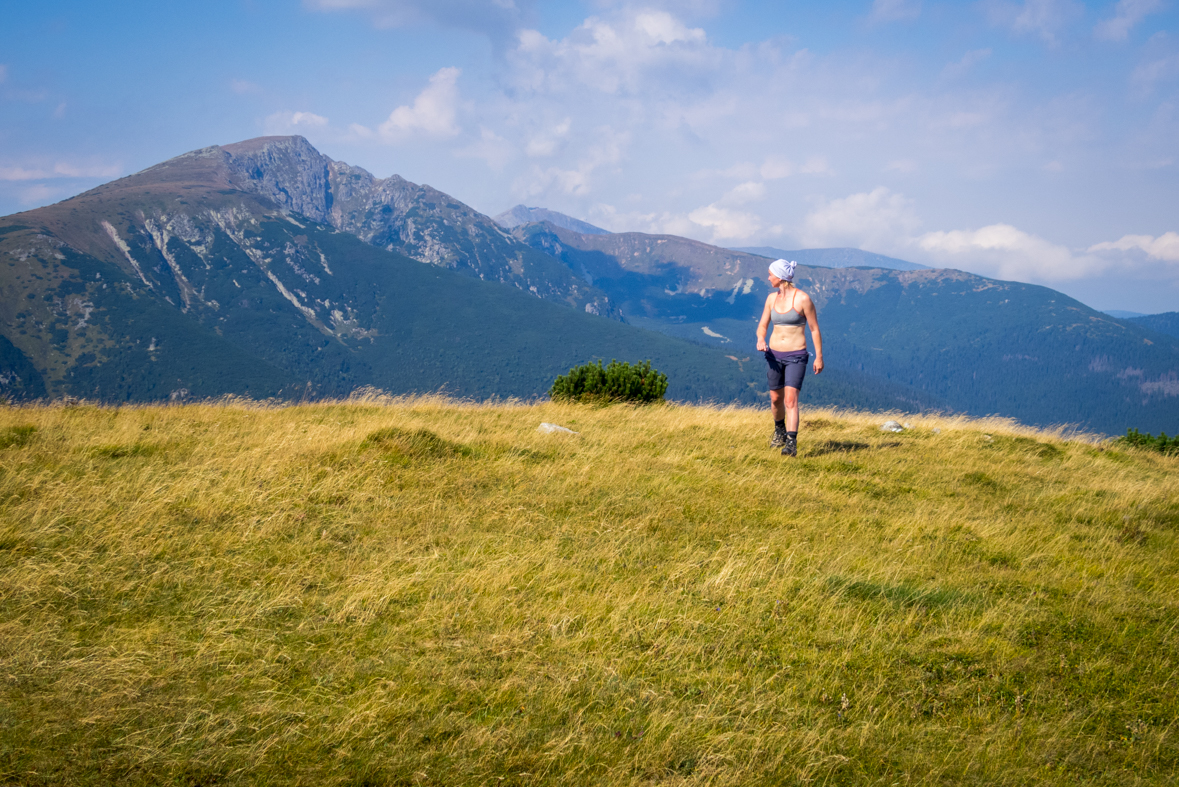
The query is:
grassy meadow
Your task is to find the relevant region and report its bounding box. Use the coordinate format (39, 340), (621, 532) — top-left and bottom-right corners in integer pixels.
(0, 397), (1177, 786)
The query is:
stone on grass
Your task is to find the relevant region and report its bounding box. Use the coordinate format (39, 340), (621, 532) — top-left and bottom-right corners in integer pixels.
(880, 420), (904, 432)
(538, 422), (578, 435)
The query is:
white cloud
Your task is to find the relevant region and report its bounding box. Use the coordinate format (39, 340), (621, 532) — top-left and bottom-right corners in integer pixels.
(799, 156), (832, 175)
(588, 203), (699, 236)
(1089, 232), (1179, 261)
(455, 125), (515, 170)
(379, 67), (462, 139)
(870, 0), (921, 23)
(510, 10), (717, 96)
(720, 181), (765, 205)
(917, 224), (1105, 280)
(1132, 51), (1179, 92)
(264, 111), (330, 134)
(0, 162), (122, 181)
(985, 0), (1083, 45)
(916, 227), (1179, 284)
(941, 48), (992, 81)
(525, 117), (571, 157)
(795, 187), (1176, 285)
(800, 187), (920, 249)
(760, 156), (793, 180)
(585, 198), (772, 244)
(1094, 0), (1164, 42)
(687, 203), (763, 241)
(347, 122), (377, 140)
(512, 126), (627, 197)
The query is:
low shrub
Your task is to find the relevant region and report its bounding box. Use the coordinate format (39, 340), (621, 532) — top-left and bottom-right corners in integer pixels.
(1117, 427), (1178, 455)
(550, 359), (668, 404)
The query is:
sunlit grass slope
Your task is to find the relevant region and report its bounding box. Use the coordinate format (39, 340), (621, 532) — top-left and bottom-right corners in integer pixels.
(1, 398), (1177, 786)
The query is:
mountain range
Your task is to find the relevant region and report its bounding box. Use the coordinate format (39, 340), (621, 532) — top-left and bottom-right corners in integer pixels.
(0, 137), (937, 413)
(509, 221), (1179, 433)
(731, 246), (930, 272)
(494, 205), (610, 236)
(1, 135), (1176, 433)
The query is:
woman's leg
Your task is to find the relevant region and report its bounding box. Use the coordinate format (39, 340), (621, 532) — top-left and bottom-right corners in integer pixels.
(783, 386), (799, 431)
(769, 387), (786, 421)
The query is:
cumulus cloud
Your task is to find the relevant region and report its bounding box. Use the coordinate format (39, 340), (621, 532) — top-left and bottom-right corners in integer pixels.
(1089, 232), (1179, 261)
(870, 0), (921, 23)
(800, 187), (920, 249)
(687, 203), (763, 240)
(794, 186), (1174, 285)
(264, 111), (330, 134)
(917, 224), (1105, 280)
(917, 226), (1179, 284)
(510, 10), (716, 96)
(379, 67), (462, 139)
(720, 181), (766, 205)
(0, 161), (122, 181)
(984, 0), (1083, 45)
(1094, 0), (1164, 42)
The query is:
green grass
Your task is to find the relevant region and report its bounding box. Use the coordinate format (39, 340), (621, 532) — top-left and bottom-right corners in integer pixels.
(1, 397), (1177, 785)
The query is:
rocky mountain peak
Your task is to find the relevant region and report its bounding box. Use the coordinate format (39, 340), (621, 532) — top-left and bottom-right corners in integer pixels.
(220, 135), (334, 223)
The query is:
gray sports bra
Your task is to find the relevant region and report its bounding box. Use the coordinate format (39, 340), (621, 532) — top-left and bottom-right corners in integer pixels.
(771, 291), (806, 327)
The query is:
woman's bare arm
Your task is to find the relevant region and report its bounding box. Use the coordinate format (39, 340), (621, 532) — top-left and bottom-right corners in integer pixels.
(756, 295), (773, 351)
(802, 293), (824, 374)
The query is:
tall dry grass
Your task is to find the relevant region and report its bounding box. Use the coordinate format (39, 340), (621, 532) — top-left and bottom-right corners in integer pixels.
(0, 397), (1176, 785)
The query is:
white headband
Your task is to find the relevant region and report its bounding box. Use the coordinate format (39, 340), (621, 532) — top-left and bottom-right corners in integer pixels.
(769, 259), (796, 282)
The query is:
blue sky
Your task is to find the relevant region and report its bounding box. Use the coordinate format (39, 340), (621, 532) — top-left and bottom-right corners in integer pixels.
(2, 0), (1178, 312)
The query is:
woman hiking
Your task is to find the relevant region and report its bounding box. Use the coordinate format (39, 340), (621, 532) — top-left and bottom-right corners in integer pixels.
(756, 259), (824, 457)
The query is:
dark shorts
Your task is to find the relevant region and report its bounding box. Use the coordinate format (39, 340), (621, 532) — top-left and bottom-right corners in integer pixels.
(765, 348), (809, 391)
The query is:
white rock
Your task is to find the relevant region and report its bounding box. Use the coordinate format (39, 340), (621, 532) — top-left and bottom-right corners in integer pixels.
(932, 427), (942, 435)
(538, 422), (578, 435)
(880, 420), (904, 432)
(902, 422), (912, 429)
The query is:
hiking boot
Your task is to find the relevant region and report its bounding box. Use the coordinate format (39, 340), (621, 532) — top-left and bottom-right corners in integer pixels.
(781, 436), (797, 457)
(770, 428), (788, 447)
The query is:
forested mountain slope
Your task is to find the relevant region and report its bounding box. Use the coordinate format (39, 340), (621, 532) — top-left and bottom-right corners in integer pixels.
(514, 222), (1179, 433)
(1128, 312), (1179, 341)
